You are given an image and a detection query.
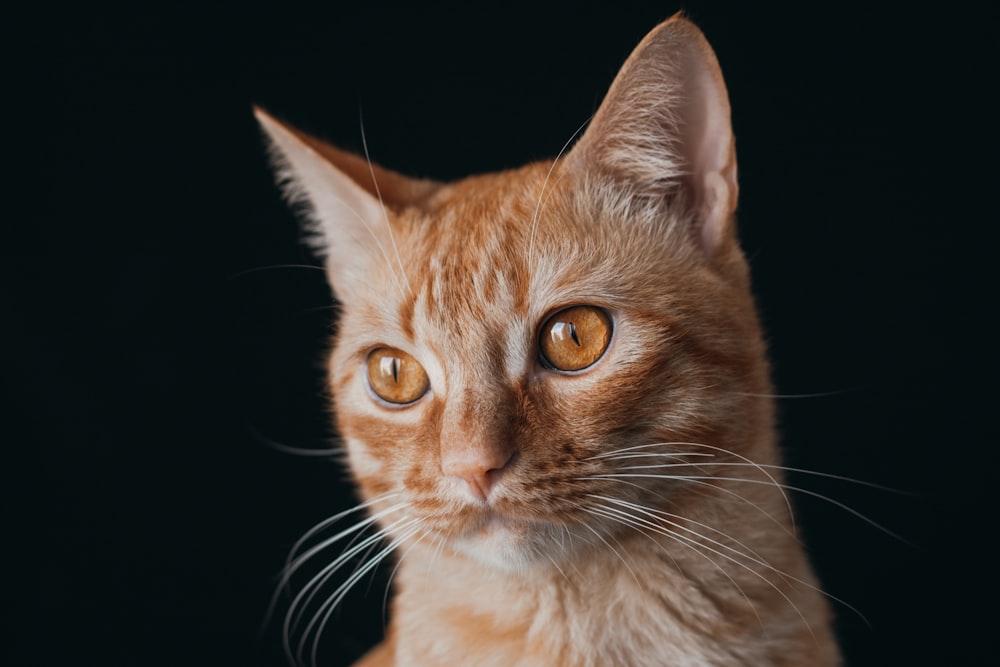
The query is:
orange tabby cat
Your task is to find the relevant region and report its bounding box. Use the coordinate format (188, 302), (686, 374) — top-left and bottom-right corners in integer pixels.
(257, 15), (840, 667)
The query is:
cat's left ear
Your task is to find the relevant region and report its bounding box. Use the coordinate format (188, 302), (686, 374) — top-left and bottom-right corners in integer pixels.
(567, 15), (738, 257)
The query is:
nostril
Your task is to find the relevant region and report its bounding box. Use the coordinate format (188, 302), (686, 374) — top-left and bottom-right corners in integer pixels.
(443, 450), (515, 502)
(465, 470), (493, 502)
(491, 450), (516, 479)
(451, 467), (497, 503)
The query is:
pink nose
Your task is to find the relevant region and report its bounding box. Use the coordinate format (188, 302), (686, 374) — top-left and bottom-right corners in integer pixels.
(442, 450), (514, 502)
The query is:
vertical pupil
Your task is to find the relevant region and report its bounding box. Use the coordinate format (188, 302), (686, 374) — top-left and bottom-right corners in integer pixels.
(379, 355), (400, 384)
(568, 322), (580, 346)
(551, 321), (582, 347)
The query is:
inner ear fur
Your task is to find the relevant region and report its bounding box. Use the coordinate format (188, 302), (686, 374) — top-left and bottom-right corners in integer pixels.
(254, 106), (439, 211)
(567, 15), (738, 256)
(254, 107), (439, 299)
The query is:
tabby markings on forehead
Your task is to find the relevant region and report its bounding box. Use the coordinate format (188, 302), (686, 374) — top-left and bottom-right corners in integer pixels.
(420, 227), (518, 316)
(408, 274), (530, 386)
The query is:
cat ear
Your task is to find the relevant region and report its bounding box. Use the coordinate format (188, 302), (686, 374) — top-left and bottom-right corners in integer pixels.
(567, 15), (738, 256)
(253, 107), (436, 299)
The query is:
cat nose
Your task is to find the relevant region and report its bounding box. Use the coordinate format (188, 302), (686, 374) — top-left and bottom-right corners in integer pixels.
(441, 447), (514, 502)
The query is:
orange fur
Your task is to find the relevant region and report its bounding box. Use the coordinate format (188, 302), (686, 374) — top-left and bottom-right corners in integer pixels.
(258, 14), (840, 667)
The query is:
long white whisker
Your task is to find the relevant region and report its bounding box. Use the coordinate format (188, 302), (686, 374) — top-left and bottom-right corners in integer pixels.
(589, 473), (909, 544)
(319, 189), (410, 297)
(284, 515), (418, 664)
(543, 550), (571, 583)
(590, 494), (774, 568)
(283, 525), (383, 643)
(285, 501), (408, 579)
(677, 443), (795, 527)
(578, 520), (641, 586)
(284, 529), (380, 664)
(731, 390), (846, 399)
(250, 428), (343, 458)
(527, 114), (593, 267)
(574, 475), (797, 540)
(262, 494), (400, 630)
(289, 517), (415, 625)
(227, 263), (327, 280)
(582, 505), (765, 631)
(583, 442), (690, 459)
(427, 528), (449, 579)
(589, 503), (813, 638)
(585, 450), (716, 462)
(605, 442), (796, 527)
(359, 111), (413, 298)
(382, 528), (431, 623)
(608, 460), (906, 494)
(303, 523), (423, 667)
(587, 493), (869, 624)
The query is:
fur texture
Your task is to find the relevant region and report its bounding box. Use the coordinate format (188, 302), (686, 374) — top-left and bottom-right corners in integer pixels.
(258, 15), (840, 667)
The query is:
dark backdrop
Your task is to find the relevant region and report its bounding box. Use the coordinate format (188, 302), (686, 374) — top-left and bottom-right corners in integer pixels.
(8, 2), (997, 666)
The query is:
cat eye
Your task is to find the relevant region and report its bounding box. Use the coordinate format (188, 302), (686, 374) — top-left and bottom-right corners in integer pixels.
(366, 347), (430, 405)
(539, 306), (612, 372)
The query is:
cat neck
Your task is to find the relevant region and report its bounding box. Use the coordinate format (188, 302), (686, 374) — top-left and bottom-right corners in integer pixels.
(386, 484), (837, 667)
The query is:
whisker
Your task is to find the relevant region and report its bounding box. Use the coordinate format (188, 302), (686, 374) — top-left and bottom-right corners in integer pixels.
(286, 516), (419, 666)
(262, 494), (400, 630)
(286, 499), (406, 575)
(302, 522), (423, 667)
(284, 526), (390, 664)
(581, 505), (765, 631)
(589, 494), (774, 569)
(267, 130), (411, 299)
(605, 442), (796, 527)
(578, 520), (641, 586)
(250, 427), (343, 458)
(285, 512), (414, 641)
(587, 494), (869, 625)
(556, 523), (586, 579)
(381, 527), (432, 634)
(359, 109), (413, 298)
(731, 390), (847, 399)
(543, 550), (572, 584)
(588, 503), (812, 638)
(585, 449), (715, 462)
(612, 460), (908, 495)
(527, 114), (593, 267)
(227, 263), (327, 280)
(328, 189), (411, 298)
(589, 473), (909, 545)
(427, 527), (449, 578)
(574, 475), (797, 540)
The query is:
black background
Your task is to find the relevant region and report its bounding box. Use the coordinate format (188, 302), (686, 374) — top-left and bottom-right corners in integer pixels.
(8, 1), (997, 665)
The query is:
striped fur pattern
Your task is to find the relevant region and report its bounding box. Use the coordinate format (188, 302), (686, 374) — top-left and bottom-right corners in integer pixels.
(257, 15), (840, 667)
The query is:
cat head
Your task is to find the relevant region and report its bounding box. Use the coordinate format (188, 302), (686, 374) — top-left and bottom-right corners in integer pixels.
(256, 16), (774, 570)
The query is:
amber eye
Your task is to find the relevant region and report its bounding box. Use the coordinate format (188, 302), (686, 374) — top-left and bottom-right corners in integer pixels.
(539, 306), (612, 372)
(366, 347), (430, 405)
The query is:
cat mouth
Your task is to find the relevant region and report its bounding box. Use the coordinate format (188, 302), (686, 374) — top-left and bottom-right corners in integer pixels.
(448, 507), (539, 549)
(469, 508), (522, 534)
(445, 509), (540, 566)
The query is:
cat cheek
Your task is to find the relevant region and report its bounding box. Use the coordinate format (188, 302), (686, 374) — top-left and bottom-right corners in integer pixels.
(344, 437), (382, 480)
(338, 406), (419, 467)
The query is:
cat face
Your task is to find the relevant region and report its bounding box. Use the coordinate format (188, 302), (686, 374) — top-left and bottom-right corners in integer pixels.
(327, 165), (768, 569)
(257, 17), (774, 571)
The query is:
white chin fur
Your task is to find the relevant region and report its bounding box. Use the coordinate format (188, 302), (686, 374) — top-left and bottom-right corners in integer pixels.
(451, 520), (567, 572)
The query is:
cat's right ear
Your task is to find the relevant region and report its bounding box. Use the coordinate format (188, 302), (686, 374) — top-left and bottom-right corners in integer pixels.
(253, 107), (434, 300)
